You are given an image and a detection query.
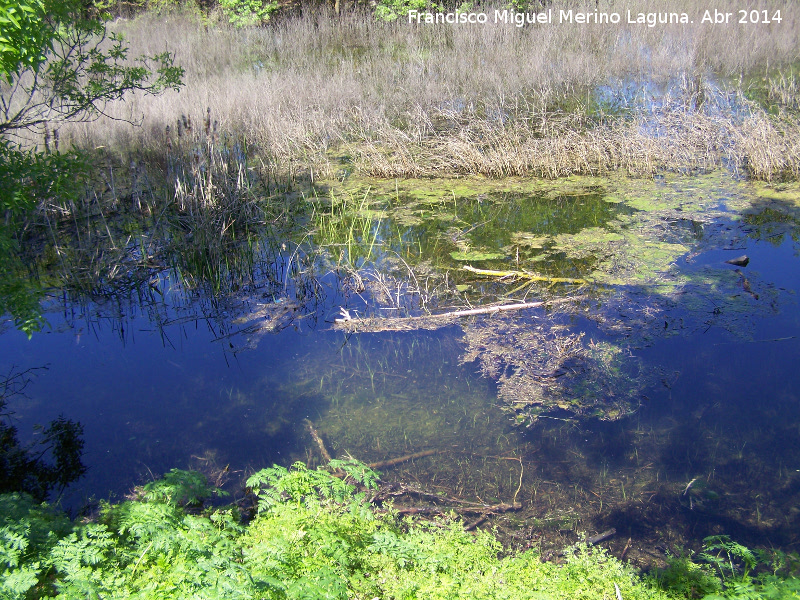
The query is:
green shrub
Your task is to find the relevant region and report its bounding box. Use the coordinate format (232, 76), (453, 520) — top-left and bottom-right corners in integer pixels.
(2, 460), (798, 599)
(374, 0), (429, 21)
(219, 0), (279, 27)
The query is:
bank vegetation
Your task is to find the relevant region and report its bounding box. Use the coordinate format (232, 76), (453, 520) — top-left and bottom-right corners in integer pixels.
(54, 0), (800, 192)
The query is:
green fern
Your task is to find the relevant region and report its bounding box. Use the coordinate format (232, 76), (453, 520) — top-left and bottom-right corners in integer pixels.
(142, 468), (224, 506)
(246, 461), (379, 514)
(3, 464), (799, 600)
(701, 535), (759, 583)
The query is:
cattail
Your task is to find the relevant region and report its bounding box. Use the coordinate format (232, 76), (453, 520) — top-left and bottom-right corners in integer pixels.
(177, 118), (183, 138)
(212, 120), (218, 145)
(166, 125), (172, 150)
(204, 107), (211, 136)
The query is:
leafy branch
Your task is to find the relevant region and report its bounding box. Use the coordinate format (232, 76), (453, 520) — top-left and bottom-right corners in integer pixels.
(0, 12), (183, 137)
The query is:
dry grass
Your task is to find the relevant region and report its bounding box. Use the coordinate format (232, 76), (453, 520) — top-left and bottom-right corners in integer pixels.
(60, 0), (800, 183)
(357, 95), (800, 180)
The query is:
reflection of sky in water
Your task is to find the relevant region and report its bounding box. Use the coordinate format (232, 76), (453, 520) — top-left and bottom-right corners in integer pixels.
(593, 74), (756, 142)
(1, 176), (799, 549)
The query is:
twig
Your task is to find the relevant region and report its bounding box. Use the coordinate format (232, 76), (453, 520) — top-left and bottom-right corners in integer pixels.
(368, 449), (437, 469)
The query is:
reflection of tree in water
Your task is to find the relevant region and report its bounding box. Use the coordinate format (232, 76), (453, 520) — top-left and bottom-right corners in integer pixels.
(0, 367), (86, 501)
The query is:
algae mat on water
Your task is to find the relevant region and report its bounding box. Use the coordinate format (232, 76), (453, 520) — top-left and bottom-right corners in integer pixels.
(312, 172), (799, 424)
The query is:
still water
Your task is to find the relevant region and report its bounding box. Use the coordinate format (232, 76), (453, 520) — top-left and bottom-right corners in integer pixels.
(2, 172), (799, 560)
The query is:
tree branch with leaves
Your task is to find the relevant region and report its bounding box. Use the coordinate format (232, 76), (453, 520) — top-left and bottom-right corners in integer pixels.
(0, 0), (183, 137)
(0, 0), (183, 337)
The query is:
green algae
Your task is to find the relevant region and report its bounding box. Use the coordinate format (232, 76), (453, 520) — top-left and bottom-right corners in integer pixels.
(304, 170), (799, 423)
(450, 251), (506, 261)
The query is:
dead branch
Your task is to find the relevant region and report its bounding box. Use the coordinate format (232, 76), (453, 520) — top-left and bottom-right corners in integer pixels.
(334, 296), (584, 333)
(620, 537), (633, 560)
(304, 419), (332, 463)
(462, 265), (588, 284)
(368, 449), (438, 470)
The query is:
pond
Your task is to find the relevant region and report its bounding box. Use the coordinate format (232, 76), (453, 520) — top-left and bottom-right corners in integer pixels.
(2, 170), (800, 563)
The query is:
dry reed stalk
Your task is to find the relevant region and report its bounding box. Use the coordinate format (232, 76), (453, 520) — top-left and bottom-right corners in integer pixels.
(54, 0), (800, 184)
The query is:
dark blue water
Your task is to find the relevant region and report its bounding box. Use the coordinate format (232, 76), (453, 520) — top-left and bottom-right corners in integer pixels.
(2, 176), (800, 556)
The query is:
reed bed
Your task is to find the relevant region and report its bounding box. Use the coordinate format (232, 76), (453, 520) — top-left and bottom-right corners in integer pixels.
(58, 0), (800, 185)
(357, 99), (800, 180)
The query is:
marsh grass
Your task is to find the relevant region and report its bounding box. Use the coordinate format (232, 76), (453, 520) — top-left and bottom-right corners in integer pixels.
(56, 0), (800, 188)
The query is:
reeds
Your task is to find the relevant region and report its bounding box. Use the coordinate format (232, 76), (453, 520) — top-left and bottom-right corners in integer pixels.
(58, 0), (800, 185)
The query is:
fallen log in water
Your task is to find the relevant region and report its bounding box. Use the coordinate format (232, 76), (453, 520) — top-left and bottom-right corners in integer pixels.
(333, 296), (584, 333)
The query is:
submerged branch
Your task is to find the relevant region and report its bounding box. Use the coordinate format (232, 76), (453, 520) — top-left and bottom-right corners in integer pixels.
(304, 419), (332, 463)
(368, 449), (438, 470)
(393, 501), (521, 517)
(586, 528), (617, 545)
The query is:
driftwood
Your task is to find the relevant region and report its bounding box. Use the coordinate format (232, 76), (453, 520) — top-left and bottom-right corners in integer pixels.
(368, 449), (438, 470)
(334, 296), (583, 333)
(304, 419), (332, 463)
(462, 265), (588, 285)
(586, 528), (617, 545)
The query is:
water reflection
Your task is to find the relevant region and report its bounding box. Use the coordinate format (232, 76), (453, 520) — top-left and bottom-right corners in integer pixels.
(2, 173), (800, 559)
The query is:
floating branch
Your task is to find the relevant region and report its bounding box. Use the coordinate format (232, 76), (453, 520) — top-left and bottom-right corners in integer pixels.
(334, 296), (584, 333)
(462, 265), (588, 285)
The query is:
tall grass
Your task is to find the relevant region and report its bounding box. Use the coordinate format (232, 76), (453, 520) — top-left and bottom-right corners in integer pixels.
(62, 0), (800, 182)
